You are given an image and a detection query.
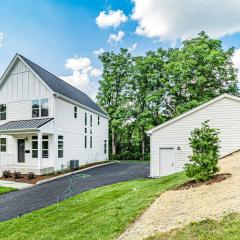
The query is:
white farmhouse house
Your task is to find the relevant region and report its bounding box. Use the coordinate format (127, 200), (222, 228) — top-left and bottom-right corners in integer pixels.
(0, 54), (109, 175)
(147, 94), (240, 178)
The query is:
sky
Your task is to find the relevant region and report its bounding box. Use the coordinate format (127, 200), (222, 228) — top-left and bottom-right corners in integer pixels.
(1, 0), (240, 99)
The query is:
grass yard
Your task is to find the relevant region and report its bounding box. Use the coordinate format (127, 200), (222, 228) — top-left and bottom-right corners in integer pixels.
(0, 186), (16, 195)
(147, 213), (240, 240)
(0, 172), (187, 240)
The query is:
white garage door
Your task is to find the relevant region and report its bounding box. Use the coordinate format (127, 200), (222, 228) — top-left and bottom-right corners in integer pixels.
(159, 148), (175, 176)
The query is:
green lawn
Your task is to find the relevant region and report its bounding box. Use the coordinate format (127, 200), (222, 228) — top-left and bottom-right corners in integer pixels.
(0, 172), (187, 240)
(0, 186), (16, 195)
(147, 213), (240, 240)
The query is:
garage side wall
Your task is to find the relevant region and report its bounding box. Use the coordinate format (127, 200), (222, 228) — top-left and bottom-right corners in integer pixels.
(150, 97), (240, 177)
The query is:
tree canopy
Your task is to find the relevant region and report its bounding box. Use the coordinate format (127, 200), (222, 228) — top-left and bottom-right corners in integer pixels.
(97, 32), (239, 160)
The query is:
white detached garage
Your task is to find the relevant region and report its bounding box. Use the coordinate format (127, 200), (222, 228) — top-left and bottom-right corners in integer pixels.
(147, 94), (240, 178)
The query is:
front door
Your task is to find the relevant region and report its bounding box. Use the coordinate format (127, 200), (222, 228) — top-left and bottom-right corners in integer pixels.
(159, 148), (175, 176)
(18, 139), (25, 163)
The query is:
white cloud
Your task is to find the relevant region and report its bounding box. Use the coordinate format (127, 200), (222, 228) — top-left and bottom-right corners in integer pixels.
(65, 57), (91, 71)
(90, 68), (102, 77)
(108, 30), (125, 45)
(59, 57), (102, 100)
(128, 43), (138, 52)
(96, 10), (128, 28)
(232, 49), (240, 81)
(132, 0), (240, 41)
(0, 32), (5, 48)
(93, 48), (104, 55)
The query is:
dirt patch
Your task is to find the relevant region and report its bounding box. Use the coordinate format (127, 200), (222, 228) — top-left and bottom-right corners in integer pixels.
(0, 161), (108, 184)
(176, 173), (232, 190)
(118, 151), (240, 240)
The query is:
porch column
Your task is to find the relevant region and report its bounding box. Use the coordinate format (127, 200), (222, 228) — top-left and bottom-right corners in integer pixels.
(38, 132), (42, 169)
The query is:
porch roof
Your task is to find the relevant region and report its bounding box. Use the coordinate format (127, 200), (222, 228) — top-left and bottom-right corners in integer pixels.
(0, 118), (54, 133)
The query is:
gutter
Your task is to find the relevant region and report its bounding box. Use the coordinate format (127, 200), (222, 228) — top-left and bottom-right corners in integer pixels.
(0, 128), (40, 134)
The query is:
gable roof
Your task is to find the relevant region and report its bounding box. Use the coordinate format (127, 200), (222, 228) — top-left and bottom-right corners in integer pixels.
(1, 54), (107, 117)
(147, 94), (240, 135)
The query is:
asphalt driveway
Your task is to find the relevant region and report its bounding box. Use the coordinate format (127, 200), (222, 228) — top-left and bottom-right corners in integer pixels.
(0, 162), (149, 221)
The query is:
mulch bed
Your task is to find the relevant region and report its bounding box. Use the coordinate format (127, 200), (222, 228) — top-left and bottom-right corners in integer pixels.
(0, 175), (51, 184)
(0, 161), (108, 184)
(176, 173), (232, 190)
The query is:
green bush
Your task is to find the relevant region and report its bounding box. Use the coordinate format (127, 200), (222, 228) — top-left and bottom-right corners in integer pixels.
(110, 152), (150, 161)
(13, 171), (22, 179)
(2, 170), (12, 178)
(27, 172), (36, 180)
(184, 120), (220, 181)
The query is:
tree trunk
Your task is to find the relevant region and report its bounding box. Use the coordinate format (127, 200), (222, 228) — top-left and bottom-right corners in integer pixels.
(141, 127), (145, 161)
(112, 128), (116, 155)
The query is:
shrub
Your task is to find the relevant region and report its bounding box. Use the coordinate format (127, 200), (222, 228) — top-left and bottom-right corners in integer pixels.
(13, 171), (22, 179)
(110, 152), (150, 161)
(184, 120), (220, 182)
(27, 172), (35, 180)
(2, 170), (12, 178)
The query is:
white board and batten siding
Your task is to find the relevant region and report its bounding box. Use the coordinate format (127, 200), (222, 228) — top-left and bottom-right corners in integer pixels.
(0, 59), (54, 122)
(0, 59), (54, 168)
(0, 54), (109, 174)
(149, 95), (240, 177)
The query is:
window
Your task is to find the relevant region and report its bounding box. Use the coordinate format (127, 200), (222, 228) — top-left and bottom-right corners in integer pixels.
(90, 115), (92, 127)
(85, 113), (87, 126)
(32, 136), (38, 158)
(32, 99), (48, 118)
(90, 129), (92, 135)
(32, 100), (40, 118)
(74, 106), (77, 118)
(85, 128), (87, 134)
(42, 135), (49, 158)
(104, 140), (107, 154)
(90, 136), (92, 148)
(84, 135), (87, 148)
(58, 136), (64, 158)
(41, 98), (49, 117)
(0, 138), (6, 152)
(0, 104), (6, 120)
(98, 116), (100, 125)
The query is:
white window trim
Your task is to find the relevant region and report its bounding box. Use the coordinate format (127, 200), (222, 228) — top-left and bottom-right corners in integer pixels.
(0, 104), (6, 121)
(0, 138), (7, 152)
(32, 98), (49, 119)
(58, 136), (64, 158)
(42, 135), (49, 159)
(32, 136), (38, 158)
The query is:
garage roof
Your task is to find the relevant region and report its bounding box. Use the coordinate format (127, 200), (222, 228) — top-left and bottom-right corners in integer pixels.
(147, 94), (240, 135)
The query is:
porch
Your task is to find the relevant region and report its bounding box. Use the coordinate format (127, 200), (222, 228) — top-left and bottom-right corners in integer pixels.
(0, 118), (55, 175)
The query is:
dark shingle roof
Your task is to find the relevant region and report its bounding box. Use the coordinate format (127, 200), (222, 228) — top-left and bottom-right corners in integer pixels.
(0, 118), (53, 132)
(18, 54), (107, 116)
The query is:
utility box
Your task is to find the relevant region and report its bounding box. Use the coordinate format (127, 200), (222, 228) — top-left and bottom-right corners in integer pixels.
(70, 160), (79, 170)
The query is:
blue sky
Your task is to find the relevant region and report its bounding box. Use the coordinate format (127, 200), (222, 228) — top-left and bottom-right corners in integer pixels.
(1, 0), (240, 98)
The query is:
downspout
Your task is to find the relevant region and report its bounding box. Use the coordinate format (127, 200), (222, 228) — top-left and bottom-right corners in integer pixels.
(53, 93), (58, 171)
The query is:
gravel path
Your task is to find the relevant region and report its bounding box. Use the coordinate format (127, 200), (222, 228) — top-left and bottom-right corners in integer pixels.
(119, 152), (240, 240)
